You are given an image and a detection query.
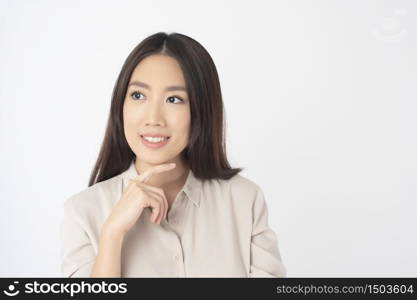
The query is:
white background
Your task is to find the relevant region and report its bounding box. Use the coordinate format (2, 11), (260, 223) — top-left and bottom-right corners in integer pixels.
(1, 0), (416, 277)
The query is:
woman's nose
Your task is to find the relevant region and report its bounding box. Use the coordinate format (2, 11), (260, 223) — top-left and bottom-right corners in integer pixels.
(144, 99), (165, 126)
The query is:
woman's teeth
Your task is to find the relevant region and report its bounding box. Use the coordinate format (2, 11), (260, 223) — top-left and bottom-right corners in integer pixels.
(142, 136), (169, 143)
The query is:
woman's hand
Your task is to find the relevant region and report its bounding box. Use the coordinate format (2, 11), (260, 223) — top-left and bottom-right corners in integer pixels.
(103, 162), (176, 236)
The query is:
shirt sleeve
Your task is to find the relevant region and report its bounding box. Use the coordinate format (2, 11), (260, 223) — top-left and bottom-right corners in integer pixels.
(59, 197), (96, 277)
(248, 187), (287, 278)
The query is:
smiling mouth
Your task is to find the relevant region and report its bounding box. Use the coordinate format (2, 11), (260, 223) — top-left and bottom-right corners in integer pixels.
(140, 135), (170, 149)
(140, 135), (170, 142)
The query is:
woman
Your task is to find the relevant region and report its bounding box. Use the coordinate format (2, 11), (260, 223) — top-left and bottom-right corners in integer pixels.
(60, 32), (286, 278)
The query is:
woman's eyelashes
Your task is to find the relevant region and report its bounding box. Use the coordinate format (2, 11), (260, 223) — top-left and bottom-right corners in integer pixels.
(167, 96), (184, 104)
(130, 91), (184, 104)
(130, 91), (145, 101)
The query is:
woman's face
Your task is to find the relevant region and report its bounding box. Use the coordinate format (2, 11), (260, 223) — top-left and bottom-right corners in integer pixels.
(123, 54), (191, 167)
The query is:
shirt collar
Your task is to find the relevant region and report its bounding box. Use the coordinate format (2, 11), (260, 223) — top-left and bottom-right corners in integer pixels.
(121, 159), (202, 207)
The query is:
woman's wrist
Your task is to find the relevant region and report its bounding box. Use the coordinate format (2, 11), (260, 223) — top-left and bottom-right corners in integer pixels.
(101, 219), (126, 242)
(91, 222), (124, 278)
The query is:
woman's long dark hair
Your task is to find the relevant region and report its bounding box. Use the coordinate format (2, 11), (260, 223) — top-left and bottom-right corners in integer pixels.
(88, 32), (243, 187)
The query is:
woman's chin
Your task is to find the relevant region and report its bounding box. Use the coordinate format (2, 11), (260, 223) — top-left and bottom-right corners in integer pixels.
(139, 156), (173, 166)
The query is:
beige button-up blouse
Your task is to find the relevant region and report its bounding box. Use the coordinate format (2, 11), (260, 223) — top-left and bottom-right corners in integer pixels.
(60, 159), (287, 277)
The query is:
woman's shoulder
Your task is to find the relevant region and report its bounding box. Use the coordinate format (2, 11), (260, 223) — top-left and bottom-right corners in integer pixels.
(200, 173), (268, 220)
(63, 173), (123, 216)
(219, 172), (262, 193)
(209, 172), (263, 204)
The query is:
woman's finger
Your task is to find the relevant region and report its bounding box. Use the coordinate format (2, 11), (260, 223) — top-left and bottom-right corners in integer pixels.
(134, 182), (169, 222)
(136, 163), (176, 183)
(150, 199), (161, 223)
(144, 189), (166, 224)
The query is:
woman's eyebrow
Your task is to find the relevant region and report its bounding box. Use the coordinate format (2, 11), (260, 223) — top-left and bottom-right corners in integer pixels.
(128, 81), (186, 92)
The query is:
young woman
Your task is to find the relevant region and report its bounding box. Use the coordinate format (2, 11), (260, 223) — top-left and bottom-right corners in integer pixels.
(60, 32), (286, 278)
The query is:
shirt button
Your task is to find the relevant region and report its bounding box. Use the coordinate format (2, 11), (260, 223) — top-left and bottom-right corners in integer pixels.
(174, 254), (180, 261)
(171, 219), (179, 225)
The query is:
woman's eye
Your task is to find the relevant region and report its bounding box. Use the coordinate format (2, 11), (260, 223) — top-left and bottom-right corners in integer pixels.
(131, 91), (145, 100)
(167, 96), (183, 104)
(130, 91), (183, 103)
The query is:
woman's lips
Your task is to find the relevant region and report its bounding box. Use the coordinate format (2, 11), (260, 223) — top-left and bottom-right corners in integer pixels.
(140, 135), (170, 149)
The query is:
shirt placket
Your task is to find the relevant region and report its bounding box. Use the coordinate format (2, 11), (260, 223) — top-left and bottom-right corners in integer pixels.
(162, 191), (188, 277)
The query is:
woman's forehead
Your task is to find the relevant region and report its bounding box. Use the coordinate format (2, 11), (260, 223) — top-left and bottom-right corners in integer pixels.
(131, 54), (185, 85)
